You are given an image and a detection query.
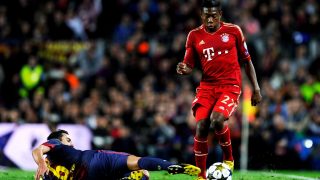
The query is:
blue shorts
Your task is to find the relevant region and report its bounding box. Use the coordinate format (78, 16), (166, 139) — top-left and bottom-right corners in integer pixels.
(87, 150), (130, 180)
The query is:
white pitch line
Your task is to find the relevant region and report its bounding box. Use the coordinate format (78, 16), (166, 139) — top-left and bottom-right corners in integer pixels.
(262, 172), (320, 180)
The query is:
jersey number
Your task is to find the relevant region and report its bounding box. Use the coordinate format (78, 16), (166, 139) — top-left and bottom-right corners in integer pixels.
(221, 95), (235, 107)
(48, 164), (75, 180)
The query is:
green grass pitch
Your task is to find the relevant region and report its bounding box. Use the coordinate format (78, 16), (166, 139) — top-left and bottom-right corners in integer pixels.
(0, 169), (319, 180)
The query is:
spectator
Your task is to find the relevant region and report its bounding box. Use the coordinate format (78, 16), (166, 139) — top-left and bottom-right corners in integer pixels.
(19, 56), (44, 99)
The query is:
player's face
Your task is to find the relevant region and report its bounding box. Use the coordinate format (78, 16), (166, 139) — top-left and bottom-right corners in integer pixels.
(201, 7), (222, 32)
(60, 133), (74, 147)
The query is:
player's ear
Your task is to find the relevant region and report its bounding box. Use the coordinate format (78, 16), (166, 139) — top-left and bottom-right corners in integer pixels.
(200, 9), (204, 16)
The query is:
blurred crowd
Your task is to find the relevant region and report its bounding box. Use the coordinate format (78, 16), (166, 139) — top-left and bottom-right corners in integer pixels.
(0, 0), (319, 170)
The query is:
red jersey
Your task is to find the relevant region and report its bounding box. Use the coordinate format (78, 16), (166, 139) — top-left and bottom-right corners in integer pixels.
(183, 22), (251, 88)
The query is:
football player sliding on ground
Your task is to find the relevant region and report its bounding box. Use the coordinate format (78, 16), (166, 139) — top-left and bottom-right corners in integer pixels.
(32, 129), (201, 180)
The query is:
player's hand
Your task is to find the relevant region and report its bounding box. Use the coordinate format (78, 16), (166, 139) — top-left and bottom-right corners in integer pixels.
(35, 161), (49, 180)
(176, 62), (192, 75)
(251, 89), (262, 106)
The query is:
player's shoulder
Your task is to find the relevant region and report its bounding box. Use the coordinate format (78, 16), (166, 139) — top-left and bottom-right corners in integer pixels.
(221, 22), (242, 33)
(188, 25), (204, 36)
(42, 139), (62, 149)
(47, 139), (62, 145)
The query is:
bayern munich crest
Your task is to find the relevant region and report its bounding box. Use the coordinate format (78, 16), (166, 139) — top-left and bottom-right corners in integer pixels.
(221, 33), (229, 42)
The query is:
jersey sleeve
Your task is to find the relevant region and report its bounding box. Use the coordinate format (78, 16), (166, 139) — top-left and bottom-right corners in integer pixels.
(183, 31), (196, 68)
(235, 25), (251, 62)
(42, 139), (62, 149)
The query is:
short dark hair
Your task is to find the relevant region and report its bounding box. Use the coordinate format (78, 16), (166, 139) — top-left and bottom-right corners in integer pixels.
(201, 0), (221, 9)
(47, 129), (69, 140)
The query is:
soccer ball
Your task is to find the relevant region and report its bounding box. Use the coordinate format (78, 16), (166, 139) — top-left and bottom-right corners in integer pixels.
(206, 162), (232, 180)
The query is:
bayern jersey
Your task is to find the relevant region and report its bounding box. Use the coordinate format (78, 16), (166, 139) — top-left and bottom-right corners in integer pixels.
(183, 22), (251, 88)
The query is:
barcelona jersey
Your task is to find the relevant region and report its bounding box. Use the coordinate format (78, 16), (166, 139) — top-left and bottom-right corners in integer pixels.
(42, 139), (94, 180)
(42, 139), (131, 180)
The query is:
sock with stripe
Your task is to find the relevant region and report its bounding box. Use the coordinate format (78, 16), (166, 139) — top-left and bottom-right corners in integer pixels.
(137, 157), (174, 171)
(194, 137), (208, 178)
(215, 125), (233, 161)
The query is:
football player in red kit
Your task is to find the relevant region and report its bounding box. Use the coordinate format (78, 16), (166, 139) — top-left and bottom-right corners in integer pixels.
(176, 0), (262, 179)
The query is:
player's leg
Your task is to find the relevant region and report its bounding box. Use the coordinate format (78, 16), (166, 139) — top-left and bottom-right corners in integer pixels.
(211, 111), (234, 171)
(126, 155), (200, 176)
(193, 105), (212, 178)
(127, 155), (173, 171)
(88, 151), (131, 179)
(211, 91), (240, 171)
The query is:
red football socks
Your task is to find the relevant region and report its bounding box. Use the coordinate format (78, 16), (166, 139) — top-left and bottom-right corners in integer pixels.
(215, 125), (233, 161)
(194, 137), (208, 178)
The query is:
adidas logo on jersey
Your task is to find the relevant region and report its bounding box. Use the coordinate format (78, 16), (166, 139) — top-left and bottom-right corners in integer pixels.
(199, 40), (205, 45)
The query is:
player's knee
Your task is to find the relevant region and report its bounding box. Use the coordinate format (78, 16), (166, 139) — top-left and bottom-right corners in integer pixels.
(127, 155), (141, 170)
(211, 117), (224, 131)
(196, 119), (210, 138)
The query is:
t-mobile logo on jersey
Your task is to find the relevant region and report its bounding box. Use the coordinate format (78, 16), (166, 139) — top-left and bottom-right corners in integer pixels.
(203, 47), (214, 60)
(203, 47), (229, 61)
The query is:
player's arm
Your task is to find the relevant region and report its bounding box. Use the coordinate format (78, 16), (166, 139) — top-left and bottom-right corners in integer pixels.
(243, 60), (262, 106)
(234, 25), (262, 106)
(32, 144), (50, 180)
(176, 50), (193, 75)
(177, 32), (195, 75)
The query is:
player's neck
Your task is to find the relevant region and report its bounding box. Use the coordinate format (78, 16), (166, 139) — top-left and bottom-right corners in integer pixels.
(204, 23), (221, 33)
